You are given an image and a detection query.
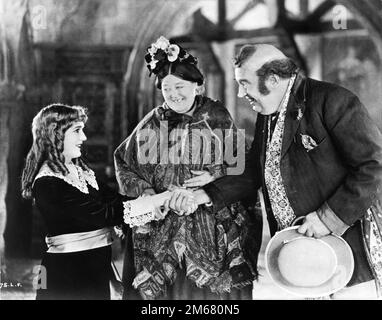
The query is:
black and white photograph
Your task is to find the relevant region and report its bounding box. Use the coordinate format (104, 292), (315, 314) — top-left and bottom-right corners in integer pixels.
(1, 0), (382, 306)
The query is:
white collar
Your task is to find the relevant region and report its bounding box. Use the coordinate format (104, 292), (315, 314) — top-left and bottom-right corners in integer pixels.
(34, 163), (99, 194)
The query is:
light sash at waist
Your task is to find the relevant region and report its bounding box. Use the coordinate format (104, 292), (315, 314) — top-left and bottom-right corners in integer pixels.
(45, 227), (113, 253)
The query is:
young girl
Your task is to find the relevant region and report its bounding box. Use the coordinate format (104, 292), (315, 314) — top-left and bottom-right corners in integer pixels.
(22, 103), (127, 300)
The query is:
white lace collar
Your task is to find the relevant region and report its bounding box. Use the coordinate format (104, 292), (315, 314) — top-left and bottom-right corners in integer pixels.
(34, 163), (99, 194)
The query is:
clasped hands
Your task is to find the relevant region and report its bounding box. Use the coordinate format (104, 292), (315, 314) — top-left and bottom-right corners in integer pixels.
(142, 170), (214, 219)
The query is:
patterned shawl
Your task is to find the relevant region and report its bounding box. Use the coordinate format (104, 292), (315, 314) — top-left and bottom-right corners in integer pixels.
(114, 95), (257, 299)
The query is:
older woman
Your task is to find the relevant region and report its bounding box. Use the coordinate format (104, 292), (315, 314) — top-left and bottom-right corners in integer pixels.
(21, 104), (128, 300)
(114, 36), (260, 300)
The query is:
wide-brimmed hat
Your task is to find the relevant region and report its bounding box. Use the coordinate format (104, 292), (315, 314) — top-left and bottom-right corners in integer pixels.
(265, 226), (354, 298)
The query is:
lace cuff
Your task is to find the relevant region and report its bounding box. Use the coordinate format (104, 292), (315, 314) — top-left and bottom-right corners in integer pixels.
(124, 210), (156, 227)
(122, 191), (171, 227)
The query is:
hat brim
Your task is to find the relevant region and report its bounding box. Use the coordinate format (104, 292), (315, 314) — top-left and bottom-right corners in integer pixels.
(265, 227), (354, 298)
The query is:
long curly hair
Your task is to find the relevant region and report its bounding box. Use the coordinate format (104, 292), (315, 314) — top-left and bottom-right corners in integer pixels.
(21, 103), (89, 199)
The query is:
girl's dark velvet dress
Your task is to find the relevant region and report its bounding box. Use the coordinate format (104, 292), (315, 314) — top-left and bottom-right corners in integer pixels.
(32, 167), (125, 300)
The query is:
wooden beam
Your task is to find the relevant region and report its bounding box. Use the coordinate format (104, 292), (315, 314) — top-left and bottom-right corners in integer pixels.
(276, 0), (286, 22)
(299, 0), (309, 17)
(279, 17), (363, 34)
(218, 0), (227, 29)
(218, 0), (228, 40)
(307, 0), (336, 22)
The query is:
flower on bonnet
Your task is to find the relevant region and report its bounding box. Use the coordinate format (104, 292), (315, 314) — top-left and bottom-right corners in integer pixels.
(167, 44), (180, 62)
(149, 59), (158, 70)
(154, 36), (170, 50)
(148, 45), (158, 56)
(145, 36), (198, 76)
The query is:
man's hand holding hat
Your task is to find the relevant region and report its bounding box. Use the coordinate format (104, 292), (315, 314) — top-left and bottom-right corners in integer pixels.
(297, 212), (331, 238)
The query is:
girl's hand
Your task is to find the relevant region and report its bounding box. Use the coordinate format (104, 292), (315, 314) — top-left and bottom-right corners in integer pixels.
(141, 188), (169, 220)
